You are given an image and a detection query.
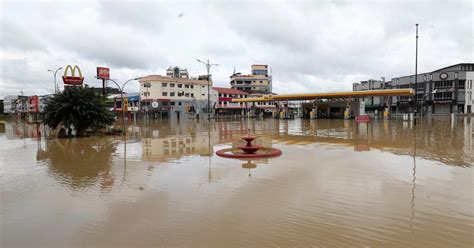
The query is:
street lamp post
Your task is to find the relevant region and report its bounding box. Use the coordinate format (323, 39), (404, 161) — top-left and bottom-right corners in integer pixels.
(197, 59), (218, 119)
(415, 23), (418, 118)
(107, 78), (139, 133)
(47, 67), (63, 93)
(415, 24), (420, 120)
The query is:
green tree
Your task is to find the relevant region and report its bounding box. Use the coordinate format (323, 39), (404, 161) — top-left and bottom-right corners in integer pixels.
(44, 87), (114, 137)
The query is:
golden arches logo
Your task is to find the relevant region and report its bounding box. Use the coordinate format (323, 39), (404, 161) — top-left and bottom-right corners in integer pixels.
(63, 65), (83, 78)
(62, 65), (84, 85)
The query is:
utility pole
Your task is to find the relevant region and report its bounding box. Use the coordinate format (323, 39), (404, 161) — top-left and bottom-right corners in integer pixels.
(197, 59), (218, 119)
(102, 78), (107, 102)
(415, 24), (419, 125)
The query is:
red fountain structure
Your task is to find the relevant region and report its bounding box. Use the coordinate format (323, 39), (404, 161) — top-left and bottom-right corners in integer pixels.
(216, 136), (282, 159)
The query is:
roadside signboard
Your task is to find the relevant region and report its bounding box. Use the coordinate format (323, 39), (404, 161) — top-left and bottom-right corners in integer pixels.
(97, 67), (110, 80)
(355, 115), (371, 123)
(62, 65), (84, 85)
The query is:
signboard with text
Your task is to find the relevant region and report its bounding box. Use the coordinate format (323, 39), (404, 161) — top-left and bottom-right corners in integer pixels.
(62, 65), (84, 85)
(97, 67), (110, 80)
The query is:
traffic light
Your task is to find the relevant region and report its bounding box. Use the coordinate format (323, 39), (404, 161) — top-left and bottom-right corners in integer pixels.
(124, 97), (129, 111)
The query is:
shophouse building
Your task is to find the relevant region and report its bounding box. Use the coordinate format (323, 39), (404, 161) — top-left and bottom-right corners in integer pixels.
(389, 63), (473, 114)
(230, 65), (272, 93)
(213, 87), (248, 116)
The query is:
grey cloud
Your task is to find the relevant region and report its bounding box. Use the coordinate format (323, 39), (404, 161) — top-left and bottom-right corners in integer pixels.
(0, 1), (472, 98)
(97, 1), (168, 32)
(0, 20), (46, 51)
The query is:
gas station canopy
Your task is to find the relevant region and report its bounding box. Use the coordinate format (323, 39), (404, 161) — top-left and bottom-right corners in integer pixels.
(231, 89), (415, 103)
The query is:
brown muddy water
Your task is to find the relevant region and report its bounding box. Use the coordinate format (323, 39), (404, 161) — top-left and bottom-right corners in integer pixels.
(1, 117), (473, 247)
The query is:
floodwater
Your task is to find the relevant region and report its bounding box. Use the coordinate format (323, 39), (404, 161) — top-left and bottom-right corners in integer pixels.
(1, 117), (473, 247)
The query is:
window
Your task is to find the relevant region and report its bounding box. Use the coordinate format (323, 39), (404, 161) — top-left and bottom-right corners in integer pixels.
(170, 92), (175, 96)
(162, 92), (168, 96)
(162, 83), (167, 87)
(191, 93), (194, 97)
(171, 102), (175, 106)
(170, 83), (175, 87)
(185, 93), (189, 97)
(163, 102), (168, 105)
(185, 84), (189, 88)
(178, 84), (182, 88)
(191, 85), (194, 89)
(178, 102), (182, 106)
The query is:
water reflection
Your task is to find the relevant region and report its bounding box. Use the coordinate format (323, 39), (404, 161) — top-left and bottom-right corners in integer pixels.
(241, 160), (266, 177)
(29, 116), (473, 181)
(0, 122), (5, 134)
(1, 117), (472, 247)
(37, 138), (117, 190)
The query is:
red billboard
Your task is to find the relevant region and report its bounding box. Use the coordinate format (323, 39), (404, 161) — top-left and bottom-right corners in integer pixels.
(62, 65), (84, 85)
(97, 67), (110, 80)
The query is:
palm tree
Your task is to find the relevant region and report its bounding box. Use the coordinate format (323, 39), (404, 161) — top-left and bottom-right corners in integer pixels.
(44, 86), (114, 137)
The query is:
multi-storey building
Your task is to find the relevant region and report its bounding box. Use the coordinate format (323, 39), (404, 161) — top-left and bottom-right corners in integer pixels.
(213, 87), (248, 116)
(139, 72), (217, 118)
(3, 95), (19, 114)
(38, 95), (53, 113)
(17, 96), (28, 113)
(230, 64), (272, 93)
(389, 63), (473, 114)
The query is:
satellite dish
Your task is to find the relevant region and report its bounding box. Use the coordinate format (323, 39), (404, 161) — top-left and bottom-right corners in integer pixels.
(152, 101), (159, 108)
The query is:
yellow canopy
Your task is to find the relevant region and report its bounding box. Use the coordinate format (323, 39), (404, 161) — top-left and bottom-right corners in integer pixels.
(232, 89), (414, 102)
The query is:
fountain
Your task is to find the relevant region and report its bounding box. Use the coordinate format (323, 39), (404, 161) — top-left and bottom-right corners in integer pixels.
(216, 136), (282, 159)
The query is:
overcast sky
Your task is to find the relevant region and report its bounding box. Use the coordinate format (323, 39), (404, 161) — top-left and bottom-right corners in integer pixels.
(1, 0), (472, 98)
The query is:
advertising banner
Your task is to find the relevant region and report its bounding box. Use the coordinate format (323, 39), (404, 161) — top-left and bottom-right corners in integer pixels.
(97, 67), (110, 80)
(62, 65), (84, 85)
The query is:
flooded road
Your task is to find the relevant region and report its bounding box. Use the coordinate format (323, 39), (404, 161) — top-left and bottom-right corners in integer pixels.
(1, 117), (473, 247)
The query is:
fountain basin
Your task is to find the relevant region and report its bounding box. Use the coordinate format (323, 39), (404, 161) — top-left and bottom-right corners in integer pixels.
(216, 136), (282, 159)
(216, 147), (282, 159)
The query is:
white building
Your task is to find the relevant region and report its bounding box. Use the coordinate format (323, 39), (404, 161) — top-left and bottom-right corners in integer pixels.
(139, 75), (217, 118)
(38, 95), (53, 113)
(3, 95), (18, 114)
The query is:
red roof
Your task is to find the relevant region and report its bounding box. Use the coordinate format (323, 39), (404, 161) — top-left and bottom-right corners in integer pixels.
(212, 87), (248, 95)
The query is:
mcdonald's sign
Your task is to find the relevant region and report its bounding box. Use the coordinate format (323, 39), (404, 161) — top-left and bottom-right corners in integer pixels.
(97, 67), (110, 80)
(62, 65), (84, 85)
